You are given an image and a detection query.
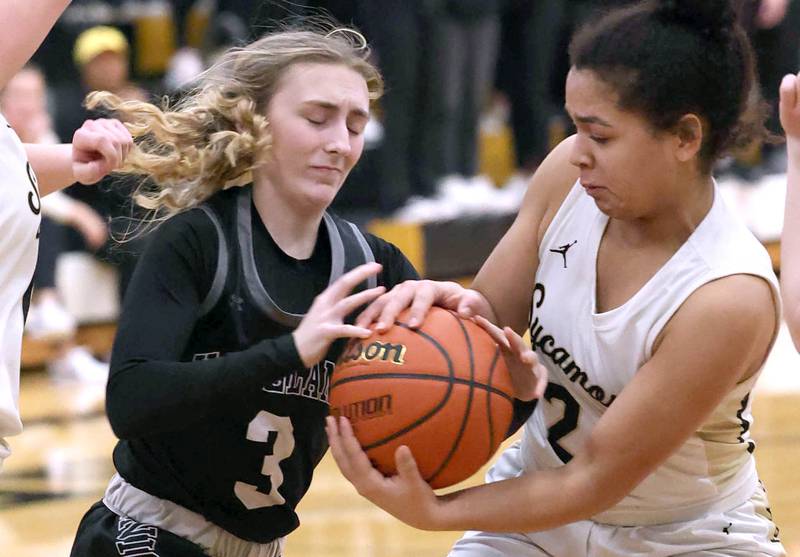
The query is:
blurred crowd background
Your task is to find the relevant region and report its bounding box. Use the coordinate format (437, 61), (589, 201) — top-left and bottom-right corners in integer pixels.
(7, 0), (799, 381)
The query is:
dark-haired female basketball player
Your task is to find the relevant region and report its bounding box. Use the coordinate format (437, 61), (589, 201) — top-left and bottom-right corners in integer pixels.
(1, 0), (132, 470)
(69, 26), (421, 557)
(328, 1), (786, 554)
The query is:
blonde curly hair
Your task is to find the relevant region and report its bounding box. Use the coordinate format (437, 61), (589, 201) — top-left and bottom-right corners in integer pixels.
(88, 26), (383, 218)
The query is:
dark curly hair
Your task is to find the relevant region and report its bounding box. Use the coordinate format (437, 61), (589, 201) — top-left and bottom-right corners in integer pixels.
(569, 0), (769, 173)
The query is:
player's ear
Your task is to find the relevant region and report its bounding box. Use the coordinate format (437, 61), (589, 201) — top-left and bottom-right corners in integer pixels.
(672, 114), (703, 163)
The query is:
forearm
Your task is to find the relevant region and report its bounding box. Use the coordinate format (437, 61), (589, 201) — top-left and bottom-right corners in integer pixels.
(24, 143), (75, 195)
(434, 460), (616, 533)
(0, 0), (71, 88)
(471, 232), (538, 333)
(783, 139), (800, 350)
(107, 335), (303, 438)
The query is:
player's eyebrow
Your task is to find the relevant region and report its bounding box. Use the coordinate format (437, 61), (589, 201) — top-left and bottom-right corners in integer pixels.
(301, 100), (369, 120)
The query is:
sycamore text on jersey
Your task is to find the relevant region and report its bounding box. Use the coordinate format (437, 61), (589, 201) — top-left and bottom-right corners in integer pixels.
(530, 283), (617, 408)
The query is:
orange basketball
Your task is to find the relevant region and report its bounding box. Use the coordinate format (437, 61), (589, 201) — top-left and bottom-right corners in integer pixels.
(330, 307), (515, 489)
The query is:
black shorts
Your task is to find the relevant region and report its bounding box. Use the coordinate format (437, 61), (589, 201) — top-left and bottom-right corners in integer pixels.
(71, 501), (209, 557)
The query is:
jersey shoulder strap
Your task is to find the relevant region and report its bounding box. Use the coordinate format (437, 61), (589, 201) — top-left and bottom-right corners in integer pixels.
(197, 204), (229, 316)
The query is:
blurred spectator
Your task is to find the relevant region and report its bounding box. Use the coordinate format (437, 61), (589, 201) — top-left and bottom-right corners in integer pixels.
(748, 0), (800, 175)
(164, 0), (207, 91)
(496, 0), (565, 187)
(31, 0), (138, 85)
(381, 1), (504, 222)
(416, 2), (502, 193)
(1, 65), (109, 382)
(360, 1), (426, 213)
(71, 25), (146, 101)
(53, 25), (149, 300)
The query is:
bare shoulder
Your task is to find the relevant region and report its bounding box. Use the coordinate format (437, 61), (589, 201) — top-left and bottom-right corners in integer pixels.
(686, 274), (776, 325)
(657, 274), (778, 379)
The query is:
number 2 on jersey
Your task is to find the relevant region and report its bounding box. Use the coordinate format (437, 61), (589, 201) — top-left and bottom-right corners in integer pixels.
(234, 411), (295, 509)
(544, 383), (580, 463)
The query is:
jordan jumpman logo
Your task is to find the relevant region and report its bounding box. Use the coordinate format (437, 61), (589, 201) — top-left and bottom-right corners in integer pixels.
(549, 240), (578, 269)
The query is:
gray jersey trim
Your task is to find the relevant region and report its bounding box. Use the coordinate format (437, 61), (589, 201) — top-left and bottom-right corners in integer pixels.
(198, 205), (229, 317)
(347, 221), (377, 289)
(236, 187), (346, 327)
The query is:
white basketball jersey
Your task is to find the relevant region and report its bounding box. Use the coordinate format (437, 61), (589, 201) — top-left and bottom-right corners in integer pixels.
(520, 180), (779, 525)
(0, 113), (41, 468)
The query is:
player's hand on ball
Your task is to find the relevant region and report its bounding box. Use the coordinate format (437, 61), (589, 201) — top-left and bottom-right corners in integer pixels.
(356, 279), (494, 332)
(293, 262), (385, 368)
(326, 416), (441, 530)
(474, 316), (548, 401)
(72, 118), (133, 185)
(355, 279), (441, 331)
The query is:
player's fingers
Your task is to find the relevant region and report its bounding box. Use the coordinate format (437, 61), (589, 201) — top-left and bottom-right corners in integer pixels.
(533, 363), (548, 399)
(74, 160), (109, 185)
(374, 286), (417, 332)
(325, 416), (355, 478)
(355, 295), (389, 328)
(106, 118), (134, 159)
(72, 126), (98, 159)
(519, 348), (538, 367)
(332, 324), (375, 340)
(457, 297), (479, 319)
(404, 287), (437, 328)
(94, 129), (125, 169)
(321, 263), (383, 303)
(457, 290), (489, 319)
(394, 445), (424, 484)
(780, 74), (798, 109)
(336, 286), (386, 317)
(509, 332), (547, 401)
(505, 327), (530, 356)
(79, 119), (98, 132)
(474, 315), (511, 349)
(92, 118), (118, 138)
(79, 130), (123, 170)
(336, 417), (386, 487)
(325, 415), (340, 439)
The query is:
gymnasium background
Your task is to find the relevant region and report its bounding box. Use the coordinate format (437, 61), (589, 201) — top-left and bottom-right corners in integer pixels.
(1, 1), (799, 555)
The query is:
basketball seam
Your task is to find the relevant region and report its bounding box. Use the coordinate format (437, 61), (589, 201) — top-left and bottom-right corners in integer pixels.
(329, 373), (513, 402)
(427, 311), (476, 485)
(331, 315), (514, 486)
(352, 324), (456, 452)
(486, 346), (502, 461)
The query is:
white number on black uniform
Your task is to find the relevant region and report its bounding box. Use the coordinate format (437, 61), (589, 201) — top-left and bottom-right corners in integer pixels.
(234, 411), (295, 509)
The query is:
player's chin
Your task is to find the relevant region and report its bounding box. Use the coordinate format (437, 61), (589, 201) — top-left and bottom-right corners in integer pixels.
(305, 180), (345, 204)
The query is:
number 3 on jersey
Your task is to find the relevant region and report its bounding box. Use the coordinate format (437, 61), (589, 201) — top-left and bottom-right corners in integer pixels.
(234, 411), (295, 509)
(544, 383), (580, 463)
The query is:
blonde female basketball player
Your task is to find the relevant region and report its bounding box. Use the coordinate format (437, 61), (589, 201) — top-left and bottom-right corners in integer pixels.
(0, 0), (132, 470)
(68, 25), (420, 557)
(328, 1), (786, 555)
(780, 72), (800, 351)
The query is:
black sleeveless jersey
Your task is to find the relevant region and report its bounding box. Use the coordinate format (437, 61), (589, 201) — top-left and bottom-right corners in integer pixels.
(107, 185), (418, 543)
